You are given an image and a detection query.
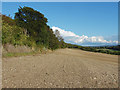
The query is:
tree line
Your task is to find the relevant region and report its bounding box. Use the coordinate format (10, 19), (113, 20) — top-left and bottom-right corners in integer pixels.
(67, 43), (120, 55)
(2, 6), (67, 50)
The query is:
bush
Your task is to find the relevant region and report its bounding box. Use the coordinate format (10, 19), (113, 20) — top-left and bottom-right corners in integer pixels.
(2, 22), (29, 46)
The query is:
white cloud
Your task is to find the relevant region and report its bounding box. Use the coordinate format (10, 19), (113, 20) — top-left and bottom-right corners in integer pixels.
(52, 26), (118, 46)
(52, 26), (79, 37)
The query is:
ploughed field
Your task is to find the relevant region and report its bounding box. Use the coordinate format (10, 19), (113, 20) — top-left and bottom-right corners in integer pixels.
(2, 48), (118, 88)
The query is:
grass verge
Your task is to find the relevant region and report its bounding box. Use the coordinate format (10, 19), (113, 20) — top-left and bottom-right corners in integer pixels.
(2, 52), (39, 58)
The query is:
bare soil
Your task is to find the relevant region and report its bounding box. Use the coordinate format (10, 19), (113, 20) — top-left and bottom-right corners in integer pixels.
(2, 48), (118, 88)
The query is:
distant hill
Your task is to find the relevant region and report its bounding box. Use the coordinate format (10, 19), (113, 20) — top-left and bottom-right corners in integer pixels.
(67, 43), (120, 55)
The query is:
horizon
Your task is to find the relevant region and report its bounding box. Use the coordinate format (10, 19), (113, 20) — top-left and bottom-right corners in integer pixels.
(2, 2), (118, 46)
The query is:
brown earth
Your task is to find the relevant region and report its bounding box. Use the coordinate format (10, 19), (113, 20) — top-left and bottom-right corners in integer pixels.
(2, 48), (118, 88)
(3, 44), (32, 54)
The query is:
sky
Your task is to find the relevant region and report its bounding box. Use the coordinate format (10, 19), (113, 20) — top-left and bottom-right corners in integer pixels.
(2, 2), (118, 46)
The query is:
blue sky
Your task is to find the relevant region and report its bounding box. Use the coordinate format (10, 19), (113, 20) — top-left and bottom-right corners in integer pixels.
(2, 2), (118, 46)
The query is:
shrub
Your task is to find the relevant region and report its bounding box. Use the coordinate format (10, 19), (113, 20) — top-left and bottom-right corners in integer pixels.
(2, 22), (29, 46)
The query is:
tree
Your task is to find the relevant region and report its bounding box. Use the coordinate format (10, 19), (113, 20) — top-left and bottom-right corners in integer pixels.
(54, 30), (66, 48)
(54, 30), (63, 41)
(14, 6), (64, 50)
(46, 27), (59, 50)
(14, 6), (49, 47)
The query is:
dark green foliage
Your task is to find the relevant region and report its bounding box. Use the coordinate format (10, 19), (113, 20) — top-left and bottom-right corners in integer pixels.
(66, 43), (120, 55)
(14, 6), (49, 46)
(14, 6), (65, 49)
(47, 28), (60, 50)
(3, 6), (65, 50)
(107, 45), (120, 51)
(2, 14), (31, 46)
(2, 22), (29, 46)
(14, 6), (66, 50)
